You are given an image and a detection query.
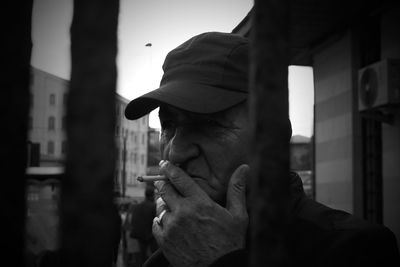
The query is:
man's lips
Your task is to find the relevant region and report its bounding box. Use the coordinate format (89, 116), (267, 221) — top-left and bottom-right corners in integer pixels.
(192, 176), (205, 182)
(185, 173), (208, 185)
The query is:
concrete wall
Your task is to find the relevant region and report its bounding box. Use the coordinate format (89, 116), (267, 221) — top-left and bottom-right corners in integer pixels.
(313, 31), (354, 213)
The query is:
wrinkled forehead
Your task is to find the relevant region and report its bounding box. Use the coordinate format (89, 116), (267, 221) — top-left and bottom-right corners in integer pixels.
(158, 102), (248, 122)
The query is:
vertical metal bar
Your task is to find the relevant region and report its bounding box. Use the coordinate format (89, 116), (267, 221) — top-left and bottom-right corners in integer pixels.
(2, 2), (33, 266)
(249, 0), (290, 266)
(61, 1), (120, 267)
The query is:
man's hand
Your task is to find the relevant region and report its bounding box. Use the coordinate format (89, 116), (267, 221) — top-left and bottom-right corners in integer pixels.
(153, 161), (249, 267)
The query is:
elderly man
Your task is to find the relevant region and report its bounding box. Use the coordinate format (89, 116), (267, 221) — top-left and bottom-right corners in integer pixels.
(125, 32), (399, 267)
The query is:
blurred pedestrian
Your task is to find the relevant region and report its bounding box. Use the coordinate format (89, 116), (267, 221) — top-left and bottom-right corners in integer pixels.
(126, 185), (158, 266)
(123, 201), (138, 267)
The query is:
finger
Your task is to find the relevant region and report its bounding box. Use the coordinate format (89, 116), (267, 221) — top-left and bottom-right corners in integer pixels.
(152, 216), (163, 244)
(152, 210), (171, 244)
(156, 196), (169, 215)
(159, 160), (206, 198)
(226, 164), (249, 219)
(154, 180), (181, 210)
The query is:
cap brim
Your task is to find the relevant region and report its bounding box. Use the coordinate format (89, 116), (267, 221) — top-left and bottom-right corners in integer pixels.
(125, 81), (247, 120)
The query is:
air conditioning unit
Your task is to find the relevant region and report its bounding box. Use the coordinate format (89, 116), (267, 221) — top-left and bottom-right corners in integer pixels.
(358, 59), (400, 111)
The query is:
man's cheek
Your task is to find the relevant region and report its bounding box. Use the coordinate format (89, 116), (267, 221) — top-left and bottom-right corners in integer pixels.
(160, 142), (169, 160)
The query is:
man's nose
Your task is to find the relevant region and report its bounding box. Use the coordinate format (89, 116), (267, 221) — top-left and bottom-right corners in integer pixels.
(167, 127), (199, 166)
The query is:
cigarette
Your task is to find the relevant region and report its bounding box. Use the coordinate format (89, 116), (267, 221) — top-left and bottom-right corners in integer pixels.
(137, 175), (167, 182)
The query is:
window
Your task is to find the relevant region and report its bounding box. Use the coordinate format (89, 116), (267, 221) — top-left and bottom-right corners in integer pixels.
(47, 141), (54, 155)
(142, 133), (145, 144)
(142, 117), (146, 125)
(48, 116), (55, 130)
(49, 93), (56, 106)
(134, 134), (137, 143)
(134, 153), (137, 164)
(141, 154), (144, 165)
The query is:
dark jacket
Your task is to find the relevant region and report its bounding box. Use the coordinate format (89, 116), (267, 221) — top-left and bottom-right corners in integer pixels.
(129, 199), (156, 241)
(144, 172), (400, 267)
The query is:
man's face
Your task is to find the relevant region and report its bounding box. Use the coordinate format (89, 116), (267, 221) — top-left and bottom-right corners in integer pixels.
(159, 102), (250, 206)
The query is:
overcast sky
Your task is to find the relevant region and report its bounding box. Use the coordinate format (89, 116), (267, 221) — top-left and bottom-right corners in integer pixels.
(31, 0), (314, 137)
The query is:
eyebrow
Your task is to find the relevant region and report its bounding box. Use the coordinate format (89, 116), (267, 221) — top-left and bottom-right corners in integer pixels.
(159, 107), (217, 121)
(158, 105), (238, 129)
(158, 105), (177, 117)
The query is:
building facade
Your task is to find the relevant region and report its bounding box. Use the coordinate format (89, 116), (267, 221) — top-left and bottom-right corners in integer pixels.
(115, 94), (148, 199)
(29, 68), (68, 166)
(29, 67), (149, 199)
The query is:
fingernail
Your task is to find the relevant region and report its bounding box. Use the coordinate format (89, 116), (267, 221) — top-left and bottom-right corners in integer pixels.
(161, 160), (169, 169)
(241, 164), (249, 174)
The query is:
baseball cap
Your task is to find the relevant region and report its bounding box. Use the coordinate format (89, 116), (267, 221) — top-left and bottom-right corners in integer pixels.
(125, 32), (249, 120)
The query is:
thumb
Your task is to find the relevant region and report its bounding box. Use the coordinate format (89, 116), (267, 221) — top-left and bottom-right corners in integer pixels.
(226, 164), (249, 218)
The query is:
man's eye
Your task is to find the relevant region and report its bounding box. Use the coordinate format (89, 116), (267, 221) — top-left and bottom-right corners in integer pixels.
(204, 119), (222, 128)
